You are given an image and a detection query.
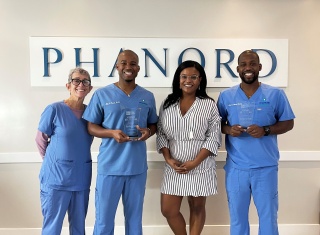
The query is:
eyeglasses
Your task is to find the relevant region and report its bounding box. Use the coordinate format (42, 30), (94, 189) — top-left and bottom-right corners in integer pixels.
(70, 79), (91, 87)
(180, 75), (200, 81)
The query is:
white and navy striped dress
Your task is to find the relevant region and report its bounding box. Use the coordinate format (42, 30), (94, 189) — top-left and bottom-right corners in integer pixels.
(156, 97), (222, 196)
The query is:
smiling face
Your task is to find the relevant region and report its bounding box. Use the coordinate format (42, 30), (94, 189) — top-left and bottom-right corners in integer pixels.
(237, 51), (262, 85)
(179, 67), (202, 96)
(66, 71), (92, 99)
(116, 50), (140, 83)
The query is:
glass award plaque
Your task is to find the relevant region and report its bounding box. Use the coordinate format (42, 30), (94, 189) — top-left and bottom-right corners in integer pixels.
(238, 102), (255, 129)
(123, 108), (141, 140)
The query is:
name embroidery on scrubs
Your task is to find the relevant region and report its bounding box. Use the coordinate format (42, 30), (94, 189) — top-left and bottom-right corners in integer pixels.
(105, 101), (120, 106)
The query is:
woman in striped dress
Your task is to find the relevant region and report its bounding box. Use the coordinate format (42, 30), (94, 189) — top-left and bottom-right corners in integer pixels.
(156, 60), (222, 235)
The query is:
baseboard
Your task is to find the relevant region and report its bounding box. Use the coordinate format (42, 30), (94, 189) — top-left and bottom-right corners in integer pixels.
(0, 224), (318, 235)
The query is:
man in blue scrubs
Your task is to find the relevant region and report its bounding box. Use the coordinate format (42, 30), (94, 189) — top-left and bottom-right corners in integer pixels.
(83, 50), (158, 235)
(217, 50), (295, 235)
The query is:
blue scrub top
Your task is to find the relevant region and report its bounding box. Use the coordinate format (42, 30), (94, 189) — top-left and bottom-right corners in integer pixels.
(38, 102), (93, 191)
(217, 83), (295, 169)
(83, 84), (158, 176)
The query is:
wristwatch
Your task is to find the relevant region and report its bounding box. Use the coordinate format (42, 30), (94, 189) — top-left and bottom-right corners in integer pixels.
(263, 126), (271, 136)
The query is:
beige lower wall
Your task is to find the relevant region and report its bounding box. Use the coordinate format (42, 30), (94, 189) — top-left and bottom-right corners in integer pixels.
(0, 152), (319, 234)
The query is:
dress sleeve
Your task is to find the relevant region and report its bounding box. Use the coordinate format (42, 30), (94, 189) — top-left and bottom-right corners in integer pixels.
(156, 102), (169, 153)
(201, 101), (222, 156)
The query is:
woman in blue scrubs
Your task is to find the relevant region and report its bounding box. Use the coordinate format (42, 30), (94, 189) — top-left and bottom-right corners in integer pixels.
(35, 68), (93, 235)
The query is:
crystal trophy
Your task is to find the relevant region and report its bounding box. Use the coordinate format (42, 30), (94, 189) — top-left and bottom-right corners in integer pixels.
(123, 108), (141, 140)
(238, 102), (255, 129)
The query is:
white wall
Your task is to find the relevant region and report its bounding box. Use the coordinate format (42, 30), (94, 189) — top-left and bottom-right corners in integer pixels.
(0, 0), (320, 234)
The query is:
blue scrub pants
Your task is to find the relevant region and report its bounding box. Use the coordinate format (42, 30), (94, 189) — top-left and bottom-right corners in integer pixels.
(225, 165), (279, 235)
(40, 185), (90, 235)
(93, 172), (147, 235)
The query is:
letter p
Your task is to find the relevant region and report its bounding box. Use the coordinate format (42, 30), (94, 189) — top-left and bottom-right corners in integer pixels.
(43, 48), (63, 77)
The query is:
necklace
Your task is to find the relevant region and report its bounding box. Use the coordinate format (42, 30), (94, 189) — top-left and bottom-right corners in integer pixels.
(116, 83), (133, 97)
